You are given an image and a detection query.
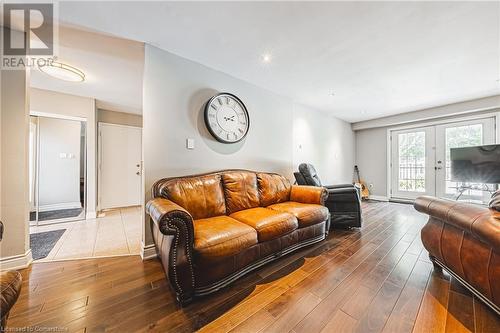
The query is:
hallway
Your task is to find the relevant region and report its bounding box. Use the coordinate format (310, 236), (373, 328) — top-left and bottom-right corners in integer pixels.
(29, 206), (142, 261)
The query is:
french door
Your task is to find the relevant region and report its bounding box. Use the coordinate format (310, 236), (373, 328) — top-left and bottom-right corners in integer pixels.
(391, 127), (436, 199)
(391, 117), (496, 201)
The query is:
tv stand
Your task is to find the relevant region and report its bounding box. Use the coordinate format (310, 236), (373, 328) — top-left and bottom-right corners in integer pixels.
(453, 183), (496, 201)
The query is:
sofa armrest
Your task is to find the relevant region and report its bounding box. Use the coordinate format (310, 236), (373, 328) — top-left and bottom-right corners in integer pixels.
(290, 185), (328, 205)
(325, 184), (355, 190)
(146, 198), (195, 304)
(414, 196), (500, 250)
(147, 198), (193, 235)
(326, 187), (357, 196)
(1, 271), (22, 328)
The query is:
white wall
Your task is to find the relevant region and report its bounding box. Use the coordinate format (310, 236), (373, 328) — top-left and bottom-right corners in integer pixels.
(353, 95), (500, 130)
(38, 117), (82, 210)
(293, 104), (355, 184)
(142, 45), (354, 246)
(98, 109), (142, 127)
(355, 127), (388, 197)
(30, 88), (97, 217)
(0, 48), (31, 266)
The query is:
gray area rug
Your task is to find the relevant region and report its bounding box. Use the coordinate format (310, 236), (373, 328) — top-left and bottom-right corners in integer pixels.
(30, 229), (66, 260)
(30, 208), (83, 222)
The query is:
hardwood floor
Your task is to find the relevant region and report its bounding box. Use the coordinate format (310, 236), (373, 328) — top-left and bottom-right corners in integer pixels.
(8, 201), (500, 332)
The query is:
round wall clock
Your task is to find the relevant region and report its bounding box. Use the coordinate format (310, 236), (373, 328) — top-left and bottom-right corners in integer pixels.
(204, 93), (250, 143)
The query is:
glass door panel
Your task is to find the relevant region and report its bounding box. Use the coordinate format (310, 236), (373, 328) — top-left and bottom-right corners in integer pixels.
(391, 127), (435, 199)
(29, 115), (86, 225)
(435, 118), (496, 203)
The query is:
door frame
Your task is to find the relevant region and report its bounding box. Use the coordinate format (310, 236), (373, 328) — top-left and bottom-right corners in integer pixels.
(390, 126), (436, 200)
(29, 112), (88, 226)
(386, 112), (500, 201)
(435, 117), (496, 201)
(97, 122), (143, 212)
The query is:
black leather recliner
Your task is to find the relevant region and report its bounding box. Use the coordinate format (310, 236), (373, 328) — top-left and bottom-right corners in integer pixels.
(295, 163), (362, 228)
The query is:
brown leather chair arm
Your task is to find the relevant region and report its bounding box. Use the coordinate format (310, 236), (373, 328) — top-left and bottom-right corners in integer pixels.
(146, 198), (193, 235)
(414, 196), (500, 250)
(290, 185), (328, 205)
(146, 198), (195, 304)
(1, 271), (22, 329)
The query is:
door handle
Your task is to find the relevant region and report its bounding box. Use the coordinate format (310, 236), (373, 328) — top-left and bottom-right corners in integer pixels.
(136, 171), (140, 175)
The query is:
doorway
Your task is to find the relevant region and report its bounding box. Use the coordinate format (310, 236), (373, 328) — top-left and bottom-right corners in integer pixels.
(98, 123), (142, 210)
(390, 116), (496, 202)
(29, 115), (87, 225)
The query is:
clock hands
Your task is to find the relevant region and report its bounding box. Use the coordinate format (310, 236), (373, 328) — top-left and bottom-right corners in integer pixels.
(223, 115), (235, 122)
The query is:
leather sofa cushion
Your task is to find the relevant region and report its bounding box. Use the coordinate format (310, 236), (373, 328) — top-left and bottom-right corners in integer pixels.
(162, 174), (226, 219)
(257, 173), (291, 207)
(222, 171), (260, 214)
(193, 216), (258, 258)
(268, 202), (329, 228)
(230, 207), (298, 242)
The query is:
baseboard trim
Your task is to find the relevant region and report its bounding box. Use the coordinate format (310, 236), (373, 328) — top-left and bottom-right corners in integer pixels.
(38, 202), (82, 212)
(0, 249), (33, 271)
(389, 197), (414, 204)
(141, 242), (157, 260)
(368, 195), (389, 202)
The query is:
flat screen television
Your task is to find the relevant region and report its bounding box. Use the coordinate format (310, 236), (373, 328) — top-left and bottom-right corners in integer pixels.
(450, 144), (500, 184)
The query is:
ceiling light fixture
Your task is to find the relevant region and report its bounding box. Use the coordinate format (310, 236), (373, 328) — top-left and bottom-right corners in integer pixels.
(261, 53), (272, 63)
(39, 61), (85, 82)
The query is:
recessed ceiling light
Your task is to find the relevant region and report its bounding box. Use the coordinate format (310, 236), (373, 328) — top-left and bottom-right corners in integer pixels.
(261, 54), (272, 63)
(39, 61), (85, 82)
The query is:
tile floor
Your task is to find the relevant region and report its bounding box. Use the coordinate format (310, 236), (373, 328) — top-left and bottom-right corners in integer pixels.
(29, 206), (142, 261)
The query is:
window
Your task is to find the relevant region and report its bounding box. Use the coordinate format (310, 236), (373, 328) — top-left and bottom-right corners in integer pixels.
(398, 131), (426, 192)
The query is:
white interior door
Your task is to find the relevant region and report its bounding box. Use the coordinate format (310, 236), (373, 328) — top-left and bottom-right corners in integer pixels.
(99, 123), (142, 210)
(435, 117), (496, 202)
(391, 127), (436, 200)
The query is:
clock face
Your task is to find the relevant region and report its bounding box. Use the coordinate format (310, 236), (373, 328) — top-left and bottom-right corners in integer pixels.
(204, 93), (250, 143)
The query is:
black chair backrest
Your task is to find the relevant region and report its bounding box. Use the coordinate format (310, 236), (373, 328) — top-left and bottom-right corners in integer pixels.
(298, 163), (323, 187)
(0, 221), (3, 241)
(293, 172), (307, 185)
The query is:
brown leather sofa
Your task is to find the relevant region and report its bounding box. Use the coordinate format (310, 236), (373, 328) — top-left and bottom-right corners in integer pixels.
(146, 170), (329, 304)
(415, 196), (500, 314)
(1, 221), (23, 331)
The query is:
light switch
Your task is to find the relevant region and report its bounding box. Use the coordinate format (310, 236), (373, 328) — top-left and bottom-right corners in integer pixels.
(186, 138), (195, 150)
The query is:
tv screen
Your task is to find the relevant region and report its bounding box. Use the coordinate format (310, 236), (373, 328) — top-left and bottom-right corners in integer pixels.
(450, 144), (500, 184)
